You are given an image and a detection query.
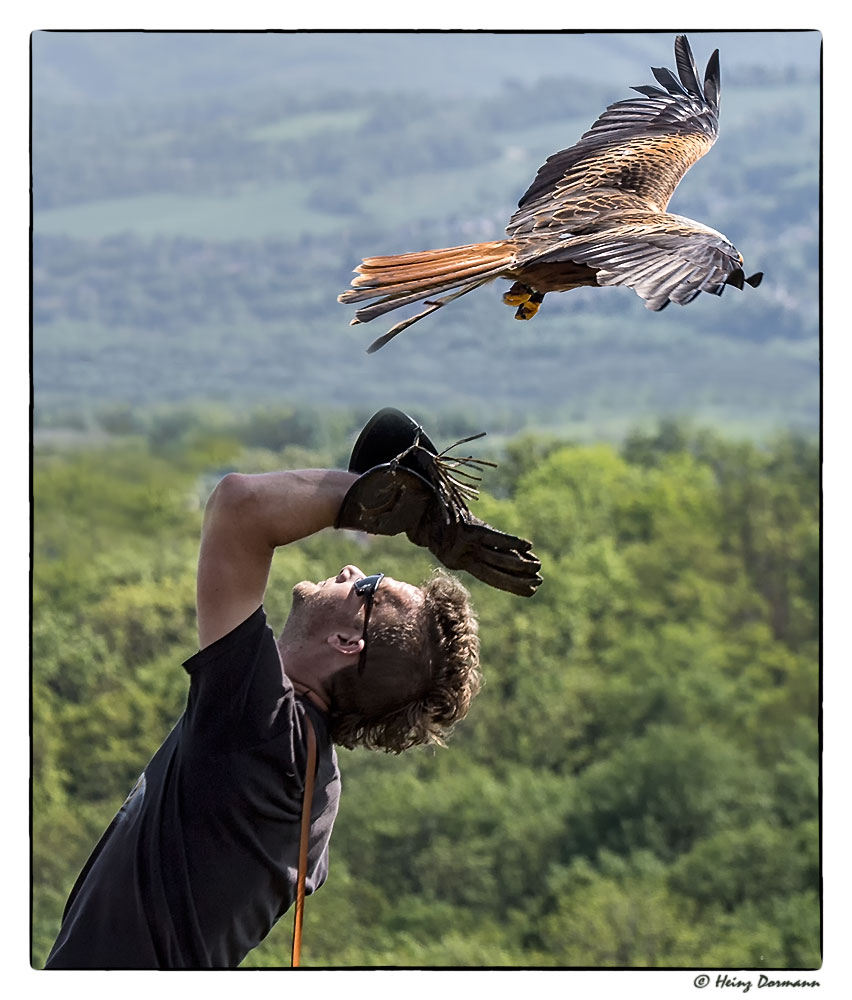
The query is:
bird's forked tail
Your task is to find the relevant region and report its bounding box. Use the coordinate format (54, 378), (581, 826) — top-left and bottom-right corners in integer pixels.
(338, 241), (515, 352)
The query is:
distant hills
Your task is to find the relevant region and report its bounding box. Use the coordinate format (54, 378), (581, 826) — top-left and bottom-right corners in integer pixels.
(31, 30), (820, 104)
(31, 30), (821, 439)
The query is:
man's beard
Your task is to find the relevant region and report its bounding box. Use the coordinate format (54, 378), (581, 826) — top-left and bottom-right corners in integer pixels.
(280, 580), (325, 646)
(290, 580), (314, 604)
(278, 600), (307, 652)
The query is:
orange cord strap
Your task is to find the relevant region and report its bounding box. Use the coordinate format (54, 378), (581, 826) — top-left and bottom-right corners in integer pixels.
(291, 715), (317, 968)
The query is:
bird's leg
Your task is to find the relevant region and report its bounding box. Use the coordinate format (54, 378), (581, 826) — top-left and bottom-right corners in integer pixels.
(502, 281), (533, 306)
(514, 291), (545, 321)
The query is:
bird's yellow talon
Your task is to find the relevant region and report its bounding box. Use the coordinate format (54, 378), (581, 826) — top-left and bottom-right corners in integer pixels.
(514, 300), (541, 320)
(503, 281), (533, 307)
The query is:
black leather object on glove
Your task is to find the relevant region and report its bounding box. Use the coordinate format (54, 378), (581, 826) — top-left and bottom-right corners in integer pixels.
(346, 407), (439, 476)
(335, 410), (543, 596)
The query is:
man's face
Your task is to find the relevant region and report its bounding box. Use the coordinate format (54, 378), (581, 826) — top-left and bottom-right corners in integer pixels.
(288, 564), (422, 642)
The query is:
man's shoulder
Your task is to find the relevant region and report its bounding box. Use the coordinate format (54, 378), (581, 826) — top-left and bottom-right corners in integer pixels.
(182, 605), (270, 674)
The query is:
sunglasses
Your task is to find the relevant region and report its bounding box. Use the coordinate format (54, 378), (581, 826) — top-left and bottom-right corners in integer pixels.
(353, 573), (385, 674)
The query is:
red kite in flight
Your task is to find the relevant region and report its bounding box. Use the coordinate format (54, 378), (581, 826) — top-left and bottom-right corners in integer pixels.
(339, 35), (763, 353)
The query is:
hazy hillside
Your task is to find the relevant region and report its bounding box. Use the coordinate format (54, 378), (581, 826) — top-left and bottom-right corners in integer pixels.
(31, 29), (821, 438)
(30, 30), (821, 105)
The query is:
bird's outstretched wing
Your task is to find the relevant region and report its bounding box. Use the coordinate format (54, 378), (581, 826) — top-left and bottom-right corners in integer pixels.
(528, 211), (762, 311)
(507, 35), (721, 237)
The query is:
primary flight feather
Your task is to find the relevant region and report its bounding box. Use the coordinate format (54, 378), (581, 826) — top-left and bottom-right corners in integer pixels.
(339, 35), (763, 353)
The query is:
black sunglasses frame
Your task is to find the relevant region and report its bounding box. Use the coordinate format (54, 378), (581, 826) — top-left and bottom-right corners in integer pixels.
(353, 573), (385, 674)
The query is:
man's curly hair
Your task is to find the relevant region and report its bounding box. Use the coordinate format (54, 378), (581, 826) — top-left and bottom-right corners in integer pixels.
(328, 570), (481, 754)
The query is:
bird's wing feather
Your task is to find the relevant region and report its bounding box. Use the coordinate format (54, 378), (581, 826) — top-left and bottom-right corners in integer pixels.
(527, 211), (747, 310)
(507, 35), (720, 237)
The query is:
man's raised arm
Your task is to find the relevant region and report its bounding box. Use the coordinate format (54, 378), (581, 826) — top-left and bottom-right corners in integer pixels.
(196, 408), (542, 649)
(196, 469), (357, 649)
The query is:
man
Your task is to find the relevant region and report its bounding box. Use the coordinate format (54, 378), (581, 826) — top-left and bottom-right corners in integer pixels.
(44, 409), (541, 969)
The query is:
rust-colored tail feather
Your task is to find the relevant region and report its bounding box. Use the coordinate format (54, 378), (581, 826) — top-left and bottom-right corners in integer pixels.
(339, 240), (516, 351)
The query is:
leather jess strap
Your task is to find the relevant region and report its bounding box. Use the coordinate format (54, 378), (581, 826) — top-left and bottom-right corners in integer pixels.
(291, 714), (317, 968)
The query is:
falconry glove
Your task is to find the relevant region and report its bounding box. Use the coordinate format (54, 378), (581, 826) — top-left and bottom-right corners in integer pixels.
(335, 409), (542, 597)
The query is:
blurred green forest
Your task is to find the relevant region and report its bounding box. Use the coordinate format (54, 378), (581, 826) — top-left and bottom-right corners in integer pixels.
(32, 409), (820, 968)
(31, 30), (820, 436)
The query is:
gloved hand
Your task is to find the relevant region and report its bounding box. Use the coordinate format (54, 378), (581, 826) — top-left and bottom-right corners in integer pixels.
(406, 503), (543, 598)
(336, 410), (543, 596)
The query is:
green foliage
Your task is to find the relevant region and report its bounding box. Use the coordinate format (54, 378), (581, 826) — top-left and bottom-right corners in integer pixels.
(31, 413), (820, 969)
(539, 852), (712, 966)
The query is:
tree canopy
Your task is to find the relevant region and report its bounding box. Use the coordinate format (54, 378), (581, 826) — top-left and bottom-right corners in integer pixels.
(31, 411), (820, 968)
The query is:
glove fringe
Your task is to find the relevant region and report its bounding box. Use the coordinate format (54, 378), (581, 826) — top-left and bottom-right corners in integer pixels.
(388, 428), (499, 523)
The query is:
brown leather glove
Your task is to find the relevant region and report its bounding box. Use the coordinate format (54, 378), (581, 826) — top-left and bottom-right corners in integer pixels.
(336, 411), (542, 597)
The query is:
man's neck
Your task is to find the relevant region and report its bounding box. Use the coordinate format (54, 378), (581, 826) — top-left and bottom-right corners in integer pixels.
(278, 641), (332, 712)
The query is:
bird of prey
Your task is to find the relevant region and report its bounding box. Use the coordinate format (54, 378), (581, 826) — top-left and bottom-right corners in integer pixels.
(339, 34), (763, 353)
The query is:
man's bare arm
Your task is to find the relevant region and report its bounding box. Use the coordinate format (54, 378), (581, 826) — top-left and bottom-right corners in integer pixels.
(196, 469), (358, 649)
